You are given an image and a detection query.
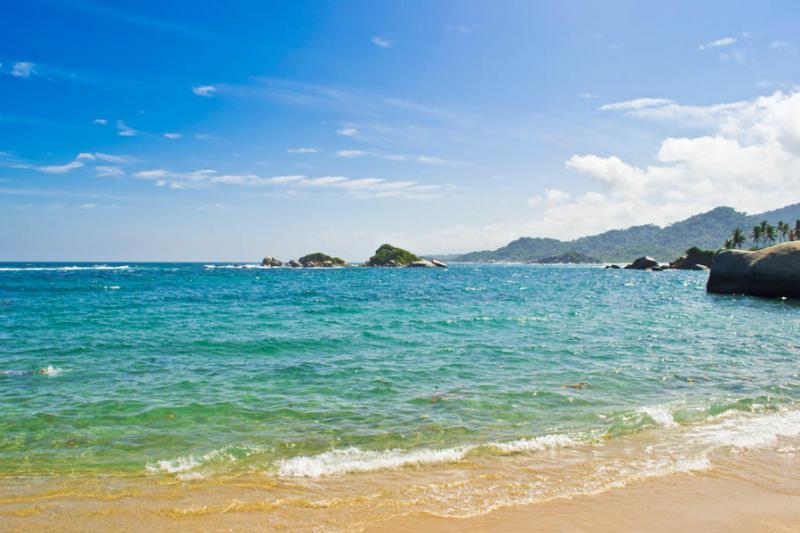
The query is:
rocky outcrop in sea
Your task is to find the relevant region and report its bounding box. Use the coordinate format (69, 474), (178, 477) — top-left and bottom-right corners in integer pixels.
(707, 241), (800, 297)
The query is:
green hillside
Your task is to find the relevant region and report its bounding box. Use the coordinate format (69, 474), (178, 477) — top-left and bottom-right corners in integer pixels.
(454, 203), (800, 263)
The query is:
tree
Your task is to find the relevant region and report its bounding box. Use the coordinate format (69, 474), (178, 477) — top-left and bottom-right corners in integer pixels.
(731, 228), (746, 249)
(777, 221), (789, 242)
(724, 238), (733, 250)
(766, 224), (777, 246)
(794, 220), (800, 241)
(751, 225), (763, 248)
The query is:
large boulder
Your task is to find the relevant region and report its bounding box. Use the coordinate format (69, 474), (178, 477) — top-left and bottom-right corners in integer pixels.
(669, 247), (716, 270)
(707, 242), (800, 297)
(287, 259), (302, 268)
(408, 259), (436, 268)
(261, 256), (283, 267)
(430, 259), (448, 268)
(297, 253), (347, 268)
(624, 256), (659, 270)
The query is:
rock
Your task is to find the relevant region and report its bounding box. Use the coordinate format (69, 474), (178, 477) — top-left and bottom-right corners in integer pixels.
(366, 244), (420, 267)
(605, 264), (622, 269)
(287, 259), (302, 268)
(689, 264), (710, 271)
(669, 247), (716, 270)
(430, 259), (448, 268)
(650, 266), (664, 272)
(707, 242), (800, 297)
(261, 256), (283, 267)
(624, 256), (659, 270)
(297, 253), (347, 268)
(408, 260), (436, 268)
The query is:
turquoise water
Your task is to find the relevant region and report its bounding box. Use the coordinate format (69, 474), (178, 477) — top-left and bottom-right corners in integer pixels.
(1, 263), (799, 479)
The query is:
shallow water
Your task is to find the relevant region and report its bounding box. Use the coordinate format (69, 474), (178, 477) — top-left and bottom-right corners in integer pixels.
(1, 263), (799, 527)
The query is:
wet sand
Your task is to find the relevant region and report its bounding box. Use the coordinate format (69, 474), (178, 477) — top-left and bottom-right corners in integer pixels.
(368, 469), (800, 532)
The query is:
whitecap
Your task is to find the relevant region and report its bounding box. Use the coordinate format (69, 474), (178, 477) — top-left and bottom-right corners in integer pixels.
(638, 405), (678, 428)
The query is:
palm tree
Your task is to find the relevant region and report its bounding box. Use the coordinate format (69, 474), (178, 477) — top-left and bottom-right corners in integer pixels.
(751, 225), (763, 248)
(766, 224), (777, 246)
(731, 228), (746, 249)
(777, 221), (789, 242)
(724, 238), (733, 250)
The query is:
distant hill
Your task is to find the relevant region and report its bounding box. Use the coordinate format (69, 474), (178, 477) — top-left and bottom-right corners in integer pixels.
(453, 203), (800, 263)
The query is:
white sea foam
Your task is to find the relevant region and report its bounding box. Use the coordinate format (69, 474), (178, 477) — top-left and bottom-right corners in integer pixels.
(277, 434), (578, 478)
(277, 446), (474, 478)
(688, 408), (800, 450)
(488, 434), (576, 454)
(40, 365), (62, 376)
(204, 264), (272, 270)
(0, 265), (129, 272)
(147, 445), (268, 478)
(638, 405), (678, 428)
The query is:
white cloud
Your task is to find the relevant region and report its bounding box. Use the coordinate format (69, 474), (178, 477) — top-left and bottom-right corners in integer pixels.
(79, 203), (97, 209)
(336, 150), (366, 158)
(599, 98), (674, 111)
(11, 62), (35, 78)
(116, 120), (137, 137)
(130, 165), (443, 199)
(192, 85), (216, 97)
(287, 147), (319, 154)
(528, 188), (570, 206)
(770, 40), (790, 50)
(37, 159), (85, 174)
(416, 155), (455, 166)
(578, 93), (598, 100)
(163, 132), (182, 139)
(93, 118), (108, 125)
(336, 127), (358, 136)
(95, 166), (124, 177)
(371, 36), (393, 48)
(699, 36), (736, 50)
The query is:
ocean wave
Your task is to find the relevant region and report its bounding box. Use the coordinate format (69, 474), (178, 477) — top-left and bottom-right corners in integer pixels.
(688, 407), (800, 450)
(277, 434), (577, 478)
(146, 445), (268, 479)
(204, 264), (273, 270)
(0, 265), (129, 272)
(638, 405), (678, 428)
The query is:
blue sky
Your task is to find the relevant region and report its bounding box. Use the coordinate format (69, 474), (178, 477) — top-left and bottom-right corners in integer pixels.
(2, 0), (800, 261)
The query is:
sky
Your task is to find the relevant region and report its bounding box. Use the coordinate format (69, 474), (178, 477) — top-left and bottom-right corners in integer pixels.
(2, 0), (800, 261)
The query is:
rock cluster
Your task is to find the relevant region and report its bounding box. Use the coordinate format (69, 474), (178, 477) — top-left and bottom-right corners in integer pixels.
(261, 256), (283, 267)
(624, 256), (659, 270)
(707, 241), (800, 297)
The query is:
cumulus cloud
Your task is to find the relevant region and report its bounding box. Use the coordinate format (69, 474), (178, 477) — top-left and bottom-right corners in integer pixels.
(371, 36), (393, 48)
(192, 85), (216, 97)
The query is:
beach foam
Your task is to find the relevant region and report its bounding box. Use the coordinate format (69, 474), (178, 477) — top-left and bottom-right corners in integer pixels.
(0, 265), (129, 272)
(638, 405), (678, 428)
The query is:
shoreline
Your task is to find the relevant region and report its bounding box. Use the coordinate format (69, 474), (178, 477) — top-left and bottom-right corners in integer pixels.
(367, 465), (800, 532)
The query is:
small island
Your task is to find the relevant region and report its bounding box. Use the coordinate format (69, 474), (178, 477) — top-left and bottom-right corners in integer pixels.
(297, 252), (347, 268)
(365, 244), (447, 268)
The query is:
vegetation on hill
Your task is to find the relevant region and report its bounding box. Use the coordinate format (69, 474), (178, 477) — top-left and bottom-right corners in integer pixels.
(298, 252), (347, 267)
(453, 203), (800, 263)
(532, 251), (600, 264)
(366, 244), (420, 266)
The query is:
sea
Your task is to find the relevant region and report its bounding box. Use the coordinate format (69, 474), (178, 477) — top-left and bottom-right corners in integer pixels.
(1, 262), (799, 529)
